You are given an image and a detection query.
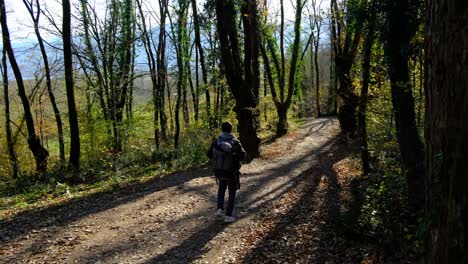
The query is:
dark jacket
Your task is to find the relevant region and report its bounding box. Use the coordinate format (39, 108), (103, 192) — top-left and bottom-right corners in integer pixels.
(207, 132), (246, 165)
(207, 133), (245, 187)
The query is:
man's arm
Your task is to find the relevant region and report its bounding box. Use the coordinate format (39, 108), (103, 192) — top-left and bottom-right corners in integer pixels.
(235, 140), (246, 161)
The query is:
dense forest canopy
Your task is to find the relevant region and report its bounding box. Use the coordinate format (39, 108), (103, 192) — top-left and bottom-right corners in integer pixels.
(0, 0), (466, 262)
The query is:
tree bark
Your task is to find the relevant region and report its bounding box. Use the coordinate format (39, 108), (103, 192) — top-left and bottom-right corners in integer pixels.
(157, 0), (169, 143)
(330, 0), (362, 135)
(194, 46), (200, 122)
(182, 77), (190, 127)
(314, 42), (321, 117)
(417, 48), (424, 127)
(358, 3), (376, 175)
(276, 106), (288, 136)
(188, 57), (198, 122)
(190, 0), (211, 123)
(312, 1), (321, 117)
(215, 0), (261, 160)
(383, 0), (424, 208)
(173, 0), (189, 148)
(2, 49), (19, 178)
(0, 0), (49, 172)
(425, 0), (468, 262)
(63, 0), (80, 169)
(327, 36), (337, 115)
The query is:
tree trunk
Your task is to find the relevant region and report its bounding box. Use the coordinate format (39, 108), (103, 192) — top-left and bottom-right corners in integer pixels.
(384, 0), (424, 208)
(157, 0), (169, 143)
(261, 0), (304, 136)
(79, 0), (110, 126)
(335, 57), (360, 135)
(330, 0), (362, 135)
(236, 107), (260, 159)
(192, 45), (199, 122)
(425, 0), (468, 262)
(327, 39), (337, 115)
(314, 44), (321, 117)
(313, 13), (321, 117)
(417, 48), (424, 127)
(263, 69), (268, 122)
(220, 82), (225, 122)
(23, 0), (66, 163)
(63, 0), (80, 169)
(126, 34), (135, 121)
(166, 74), (174, 135)
(215, 0), (261, 160)
(136, 0), (159, 149)
(276, 106), (288, 136)
(79, 0), (133, 153)
(183, 82), (189, 128)
(215, 81), (220, 125)
(174, 86), (181, 148)
(191, 0), (211, 123)
(0, 0), (49, 172)
(310, 45), (315, 115)
(174, 0), (189, 148)
(2, 49), (19, 178)
(358, 4), (376, 175)
(390, 56), (425, 206)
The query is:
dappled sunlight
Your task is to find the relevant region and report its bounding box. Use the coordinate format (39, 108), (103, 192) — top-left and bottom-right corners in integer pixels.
(1, 117), (340, 263)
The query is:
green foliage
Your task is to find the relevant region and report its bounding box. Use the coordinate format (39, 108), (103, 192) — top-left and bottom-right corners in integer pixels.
(0, 102), (213, 215)
(345, 47), (426, 259)
(357, 168), (427, 257)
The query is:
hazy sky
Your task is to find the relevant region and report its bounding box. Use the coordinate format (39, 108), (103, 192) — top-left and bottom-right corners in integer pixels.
(1, 0), (329, 78)
(3, 0), (329, 42)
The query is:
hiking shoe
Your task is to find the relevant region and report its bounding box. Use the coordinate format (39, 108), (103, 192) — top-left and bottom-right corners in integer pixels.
(215, 209), (224, 219)
(224, 216), (235, 223)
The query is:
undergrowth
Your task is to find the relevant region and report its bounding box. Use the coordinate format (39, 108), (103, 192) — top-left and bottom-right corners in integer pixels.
(338, 84), (427, 261)
(0, 102), (306, 218)
(0, 125), (212, 217)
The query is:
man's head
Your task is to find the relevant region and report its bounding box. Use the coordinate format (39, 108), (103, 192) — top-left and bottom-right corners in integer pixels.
(221, 122), (233, 133)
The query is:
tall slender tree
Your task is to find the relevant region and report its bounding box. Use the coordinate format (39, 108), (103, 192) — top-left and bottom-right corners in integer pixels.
(327, 28), (337, 115)
(136, 0), (160, 149)
(261, 0), (306, 136)
(63, 0), (80, 169)
(382, 0), (425, 207)
(157, 0), (169, 143)
(311, 0), (322, 117)
(0, 0), (49, 172)
(172, 0), (190, 148)
(357, 0), (377, 175)
(77, 0), (135, 152)
(191, 0), (211, 124)
(425, 0), (468, 262)
(330, 0), (363, 135)
(23, 0), (66, 162)
(215, 0), (261, 159)
(1, 49), (19, 178)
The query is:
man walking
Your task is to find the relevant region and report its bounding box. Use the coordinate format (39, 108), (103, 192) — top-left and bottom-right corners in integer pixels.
(207, 122), (246, 223)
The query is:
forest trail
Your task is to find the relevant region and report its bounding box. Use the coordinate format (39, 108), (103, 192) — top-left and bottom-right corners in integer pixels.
(1, 117), (365, 263)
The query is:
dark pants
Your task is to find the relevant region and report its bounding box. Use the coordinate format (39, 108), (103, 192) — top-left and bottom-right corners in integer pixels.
(217, 179), (237, 216)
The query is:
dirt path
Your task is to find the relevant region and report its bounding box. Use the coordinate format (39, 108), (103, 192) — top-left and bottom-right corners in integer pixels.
(1, 117), (348, 264)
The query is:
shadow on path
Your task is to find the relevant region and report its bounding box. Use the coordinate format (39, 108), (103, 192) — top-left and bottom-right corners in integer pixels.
(240, 139), (350, 263)
(0, 166), (210, 243)
(140, 136), (341, 263)
(2, 117), (339, 264)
